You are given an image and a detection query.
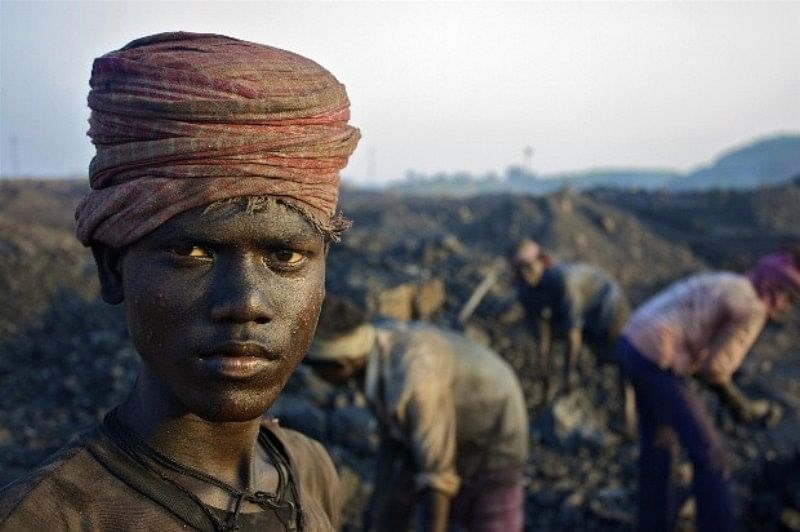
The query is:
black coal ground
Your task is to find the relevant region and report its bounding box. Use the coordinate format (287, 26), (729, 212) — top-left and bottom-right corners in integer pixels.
(1, 180), (799, 530)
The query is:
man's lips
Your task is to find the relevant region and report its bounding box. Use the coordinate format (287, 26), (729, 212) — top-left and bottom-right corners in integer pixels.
(198, 341), (284, 379)
(201, 341), (283, 361)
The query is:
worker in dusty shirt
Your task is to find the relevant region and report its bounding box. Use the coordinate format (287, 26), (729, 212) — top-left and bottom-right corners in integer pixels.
(616, 253), (800, 532)
(510, 238), (635, 433)
(304, 296), (529, 532)
(0, 32), (360, 532)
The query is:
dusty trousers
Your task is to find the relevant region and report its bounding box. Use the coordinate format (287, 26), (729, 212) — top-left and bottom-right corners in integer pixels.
(365, 439), (524, 532)
(616, 337), (736, 532)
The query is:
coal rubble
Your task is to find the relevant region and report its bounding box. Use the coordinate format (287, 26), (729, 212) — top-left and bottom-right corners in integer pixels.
(744, 449), (800, 531)
(1, 180), (799, 531)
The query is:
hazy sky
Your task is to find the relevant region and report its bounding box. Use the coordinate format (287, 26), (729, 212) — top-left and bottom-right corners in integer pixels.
(1, 1), (799, 183)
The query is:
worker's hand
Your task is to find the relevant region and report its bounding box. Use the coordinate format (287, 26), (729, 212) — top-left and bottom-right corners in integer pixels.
(746, 399), (771, 422)
(735, 399), (782, 426)
(764, 401), (784, 428)
(419, 488), (451, 532)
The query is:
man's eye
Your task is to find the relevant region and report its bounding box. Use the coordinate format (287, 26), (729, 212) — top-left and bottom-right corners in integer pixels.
(271, 250), (305, 265)
(169, 245), (212, 259)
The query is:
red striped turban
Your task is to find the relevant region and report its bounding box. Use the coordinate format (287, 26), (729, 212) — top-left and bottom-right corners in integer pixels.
(75, 32), (360, 247)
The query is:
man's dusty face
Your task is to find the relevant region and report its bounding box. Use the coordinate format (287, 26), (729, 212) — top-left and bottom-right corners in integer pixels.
(768, 290), (797, 322)
(111, 201), (326, 422)
(517, 260), (545, 286)
(307, 356), (366, 385)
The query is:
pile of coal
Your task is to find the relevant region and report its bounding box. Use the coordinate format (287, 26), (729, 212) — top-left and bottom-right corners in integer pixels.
(744, 449), (800, 531)
(1, 179), (799, 531)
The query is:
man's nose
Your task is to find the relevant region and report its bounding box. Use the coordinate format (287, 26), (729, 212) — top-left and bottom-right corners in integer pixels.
(210, 255), (273, 324)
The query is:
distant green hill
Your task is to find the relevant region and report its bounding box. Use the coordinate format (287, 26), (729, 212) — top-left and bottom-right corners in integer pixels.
(389, 168), (680, 197)
(670, 134), (800, 190)
(385, 133), (800, 196)
(545, 169), (680, 190)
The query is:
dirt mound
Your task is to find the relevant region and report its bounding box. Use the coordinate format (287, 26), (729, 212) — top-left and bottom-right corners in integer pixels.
(1, 178), (798, 531)
(0, 180), (96, 338)
(594, 184), (800, 271)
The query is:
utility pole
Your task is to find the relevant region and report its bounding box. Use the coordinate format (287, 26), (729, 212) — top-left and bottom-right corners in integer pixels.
(523, 145), (534, 174)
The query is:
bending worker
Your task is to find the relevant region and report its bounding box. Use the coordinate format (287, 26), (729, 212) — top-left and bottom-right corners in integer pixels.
(305, 296), (529, 532)
(616, 253), (800, 532)
(1, 32), (360, 531)
(510, 238), (635, 434)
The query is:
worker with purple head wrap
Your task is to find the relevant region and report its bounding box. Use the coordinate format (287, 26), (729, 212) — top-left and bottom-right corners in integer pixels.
(616, 253), (800, 532)
(1, 32), (359, 531)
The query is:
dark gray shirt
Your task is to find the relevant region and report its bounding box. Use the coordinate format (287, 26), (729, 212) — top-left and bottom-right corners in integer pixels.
(518, 262), (628, 342)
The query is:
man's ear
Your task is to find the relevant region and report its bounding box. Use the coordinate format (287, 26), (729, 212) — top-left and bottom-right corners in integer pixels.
(91, 243), (125, 304)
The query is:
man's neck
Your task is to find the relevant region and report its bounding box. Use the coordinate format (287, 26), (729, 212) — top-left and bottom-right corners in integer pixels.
(116, 368), (265, 491)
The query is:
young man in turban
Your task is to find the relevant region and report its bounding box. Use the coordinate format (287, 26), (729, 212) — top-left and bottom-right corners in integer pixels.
(616, 254), (800, 532)
(0, 32), (359, 532)
(305, 296), (529, 532)
(510, 238), (636, 435)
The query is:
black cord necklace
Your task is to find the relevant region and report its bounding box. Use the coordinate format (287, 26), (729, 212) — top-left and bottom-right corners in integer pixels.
(103, 408), (298, 531)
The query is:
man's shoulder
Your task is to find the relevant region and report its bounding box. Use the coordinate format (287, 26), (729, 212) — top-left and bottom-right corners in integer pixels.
(261, 418), (340, 530)
(377, 322), (448, 357)
(0, 433), (107, 528)
(562, 262), (615, 287)
(539, 265), (566, 284)
(386, 324), (460, 372)
(261, 418), (337, 479)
